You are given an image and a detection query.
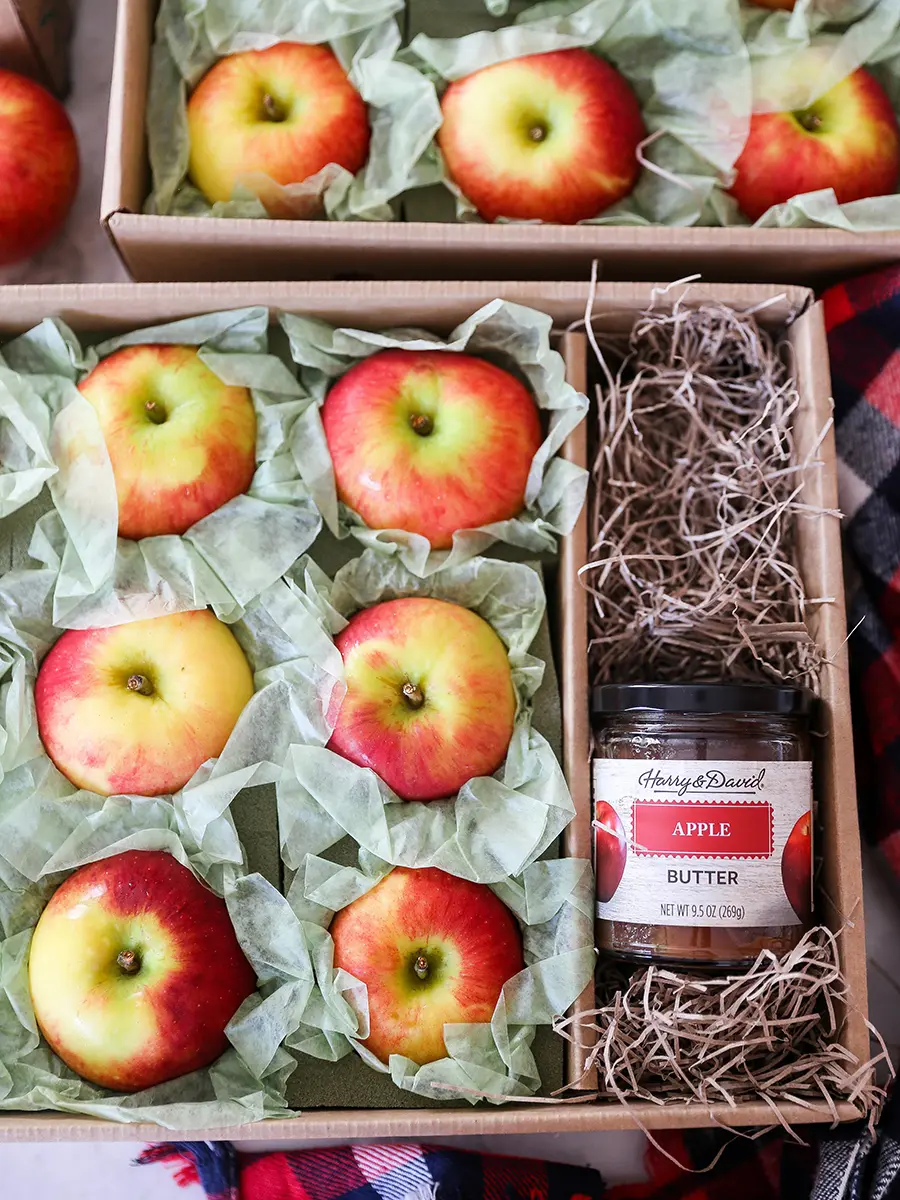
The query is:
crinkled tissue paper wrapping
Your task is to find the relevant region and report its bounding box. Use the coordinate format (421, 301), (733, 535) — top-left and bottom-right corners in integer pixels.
(1, 307), (322, 629)
(283, 847), (595, 1103)
(147, 0), (443, 220)
(278, 550), (577, 890)
(408, 0), (900, 230)
(281, 299), (589, 578)
(0, 544), (351, 1125)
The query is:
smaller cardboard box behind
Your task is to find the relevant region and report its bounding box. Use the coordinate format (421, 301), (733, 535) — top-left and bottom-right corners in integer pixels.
(0, 0), (70, 95)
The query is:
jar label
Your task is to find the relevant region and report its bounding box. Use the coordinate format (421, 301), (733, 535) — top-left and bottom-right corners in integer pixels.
(593, 759), (812, 928)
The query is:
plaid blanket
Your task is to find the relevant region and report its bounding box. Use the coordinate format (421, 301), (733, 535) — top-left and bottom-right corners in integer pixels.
(137, 1140), (606, 1199)
(823, 263), (900, 873)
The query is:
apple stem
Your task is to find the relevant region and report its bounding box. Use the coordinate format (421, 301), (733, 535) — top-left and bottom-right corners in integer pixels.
(144, 399), (166, 425)
(117, 950), (141, 976)
(401, 681), (425, 710)
(262, 93), (286, 123)
(408, 413), (434, 437)
(796, 109), (823, 133)
(414, 953), (429, 980)
(127, 673), (154, 697)
(529, 124), (547, 143)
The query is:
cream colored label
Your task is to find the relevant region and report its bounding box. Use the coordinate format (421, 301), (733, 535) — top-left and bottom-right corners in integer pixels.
(593, 759), (813, 928)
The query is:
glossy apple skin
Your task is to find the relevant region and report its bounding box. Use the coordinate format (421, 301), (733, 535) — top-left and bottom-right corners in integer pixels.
(594, 801), (627, 903)
(35, 609), (255, 797)
(327, 596), (516, 802)
(0, 69), (79, 267)
(437, 49), (644, 224)
(28, 850), (257, 1092)
(730, 67), (900, 222)
(781, 812), (812, 922)
(78, 344), (256, 541)
(322, 349), (543, 549)
(187, 42), (370, 208)
(330, 866), (523, 1064)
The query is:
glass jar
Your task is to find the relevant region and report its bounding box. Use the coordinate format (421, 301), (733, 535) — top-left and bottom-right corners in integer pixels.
(592, 682), (813, 967)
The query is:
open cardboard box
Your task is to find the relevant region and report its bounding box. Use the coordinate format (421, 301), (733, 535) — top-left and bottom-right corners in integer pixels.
(102, 0), (900, 288)
(0, 280), (866, 1141)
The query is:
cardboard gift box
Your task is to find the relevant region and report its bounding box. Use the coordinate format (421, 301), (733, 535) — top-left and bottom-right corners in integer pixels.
(102, 0), (900, 287)
(0, 0), (70, 95)
(0, 279), (866, 1142)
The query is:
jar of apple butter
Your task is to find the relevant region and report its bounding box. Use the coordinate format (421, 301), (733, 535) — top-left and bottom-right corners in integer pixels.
(592, 683), (813, 967)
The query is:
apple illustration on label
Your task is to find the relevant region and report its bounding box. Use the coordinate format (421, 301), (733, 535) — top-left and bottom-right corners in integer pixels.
(78, 345), (257, 540)
(595, 801), (627, 902)
(0, 69), (79, 267)
(781, 812), (812, 922)
(327, 596), (517, 802)
(187, 42), (370, 209)
(437, 49), (645, 224)
(322, 349), (542, 549)
(35, 609), (255, 797)
(330, 866), (524, 1064)
(28, 850), (257, 1091)
(730, 66), (900, 222)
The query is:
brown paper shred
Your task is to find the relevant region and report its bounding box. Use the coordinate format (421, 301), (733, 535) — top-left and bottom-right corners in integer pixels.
(553, 928), (888, 1117)
(580, 286), (835, 690)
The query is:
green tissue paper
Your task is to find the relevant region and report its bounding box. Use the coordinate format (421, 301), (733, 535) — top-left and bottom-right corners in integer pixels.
(0, 800), (298, 1128)
(406, 0), (752, 227)
(0, 360), (56, 522)
(147, 0), (442, 220)
(1, 308), (321, 628)
(283, 849), (595, 1103)
(278, 550), (577, 886)
(280, 299), (588, 577)
(713, 0), (900, 229)
(0, 549), (343, 877)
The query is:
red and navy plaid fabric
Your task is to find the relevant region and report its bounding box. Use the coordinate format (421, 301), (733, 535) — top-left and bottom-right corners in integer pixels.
(823, 263), (900, 875)
(604, 1129), (815, 1200)
(139, 1139), (606, 1199)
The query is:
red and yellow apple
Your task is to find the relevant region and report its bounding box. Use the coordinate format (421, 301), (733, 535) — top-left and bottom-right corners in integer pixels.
(78, 344), (257, 540)
(330, 866), (524, 1064)
(322, 349), (542, 548)
(437, 49), (645, 224)
(29, 850), (257, 1091)
(35, 609), (255, 797)
(327, 596), (516, 802)
(730, 66), (900, 222)
(187, 42), (370, 210)
(0, 69), (79, 267)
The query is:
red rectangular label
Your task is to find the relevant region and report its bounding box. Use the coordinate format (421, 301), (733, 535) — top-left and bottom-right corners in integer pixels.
(633, 801), (773, 858)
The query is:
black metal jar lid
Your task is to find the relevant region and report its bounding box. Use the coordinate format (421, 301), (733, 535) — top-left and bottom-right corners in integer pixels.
(591, 682), (813, 717)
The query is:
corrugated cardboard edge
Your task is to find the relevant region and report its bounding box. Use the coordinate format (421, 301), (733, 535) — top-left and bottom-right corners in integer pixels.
(559, 334), (597, 1092)
(0, 1095), (862, 1142)
(0, 280), (815, 335)
(104, 212), (900, 287)
(0, 280), (867, 1139)
(100, 0), (152, 228)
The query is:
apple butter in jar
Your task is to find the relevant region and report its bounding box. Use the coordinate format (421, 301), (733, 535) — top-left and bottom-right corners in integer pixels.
(592, 683), (813, 967)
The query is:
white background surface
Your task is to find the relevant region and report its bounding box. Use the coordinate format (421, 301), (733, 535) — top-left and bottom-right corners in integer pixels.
(1, 0), (899, 1194)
